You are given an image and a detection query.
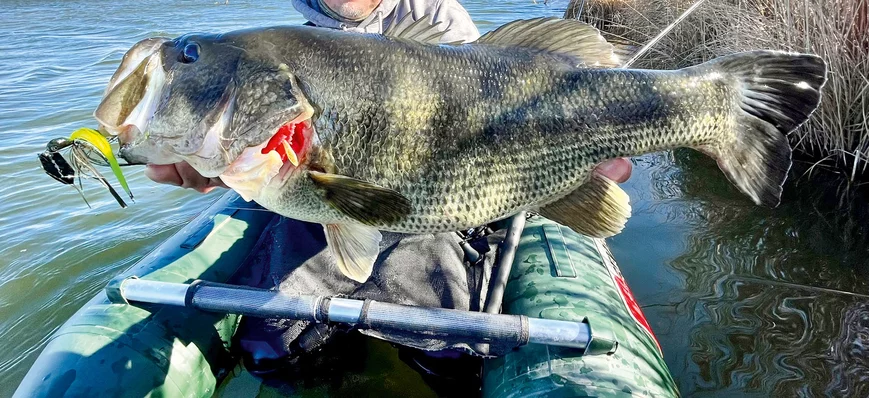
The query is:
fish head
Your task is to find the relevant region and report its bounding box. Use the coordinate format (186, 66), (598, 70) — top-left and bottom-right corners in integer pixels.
(98, 31), (316, 201)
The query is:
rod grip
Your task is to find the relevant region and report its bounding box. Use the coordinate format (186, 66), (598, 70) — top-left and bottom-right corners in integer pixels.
(188, 281), (325, 322)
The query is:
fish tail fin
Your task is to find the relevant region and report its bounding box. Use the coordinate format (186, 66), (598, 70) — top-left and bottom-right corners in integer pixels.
(695, 50), (827, 207)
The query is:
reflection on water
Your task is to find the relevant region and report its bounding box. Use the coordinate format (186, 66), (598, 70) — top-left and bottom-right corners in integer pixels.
(611, 149), (869, 396)
(2, 0), (868, 396)
(0, 2), (291, 394)
(0, 0), (563, 396)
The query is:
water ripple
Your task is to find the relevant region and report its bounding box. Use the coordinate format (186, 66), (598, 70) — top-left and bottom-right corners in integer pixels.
(3, 0), (867, 396)
(612, 148), (869, 396)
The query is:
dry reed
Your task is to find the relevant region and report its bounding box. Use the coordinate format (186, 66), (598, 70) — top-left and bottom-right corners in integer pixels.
(574, 0), (869, 182)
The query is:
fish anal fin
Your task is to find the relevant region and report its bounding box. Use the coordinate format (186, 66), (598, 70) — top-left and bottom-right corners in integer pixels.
(324, 223), (381, 283)
(308, 171), (412, 225)
(476, 17), (620, 68)
(538, 173), (631, 238)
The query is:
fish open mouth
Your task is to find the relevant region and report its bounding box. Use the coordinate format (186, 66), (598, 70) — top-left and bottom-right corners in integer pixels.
(219, 113), (315, 202)
(95, 40), (169, 142)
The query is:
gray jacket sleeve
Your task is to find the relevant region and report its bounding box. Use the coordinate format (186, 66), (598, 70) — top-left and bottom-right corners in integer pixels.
(431, 0), (481, 43)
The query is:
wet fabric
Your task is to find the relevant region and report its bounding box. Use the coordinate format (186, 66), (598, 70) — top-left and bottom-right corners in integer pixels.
(237, 0), (486, 365)
(232, 214), (506, 366)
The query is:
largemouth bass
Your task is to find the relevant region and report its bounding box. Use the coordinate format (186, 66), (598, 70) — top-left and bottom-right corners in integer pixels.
(96, 18), (827, 282)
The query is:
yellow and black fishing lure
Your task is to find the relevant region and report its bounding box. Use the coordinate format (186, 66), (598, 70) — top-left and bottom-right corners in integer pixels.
(38, 128), (133, 208)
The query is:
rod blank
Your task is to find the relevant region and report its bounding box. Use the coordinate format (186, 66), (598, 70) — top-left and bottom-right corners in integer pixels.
(117, 278), (597, 350)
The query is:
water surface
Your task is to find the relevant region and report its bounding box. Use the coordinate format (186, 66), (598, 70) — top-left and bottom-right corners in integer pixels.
(0, 0), (867, 396)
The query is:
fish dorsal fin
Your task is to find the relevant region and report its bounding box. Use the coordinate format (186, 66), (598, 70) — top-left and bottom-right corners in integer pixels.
(477, 17), (620, 68)
(382, 13), (461, 45)
(537, 173), (631, 237)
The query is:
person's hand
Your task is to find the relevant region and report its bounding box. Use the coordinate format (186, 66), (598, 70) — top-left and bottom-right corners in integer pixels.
(145, 162), (227, 193)
(594, 158), (632, 183)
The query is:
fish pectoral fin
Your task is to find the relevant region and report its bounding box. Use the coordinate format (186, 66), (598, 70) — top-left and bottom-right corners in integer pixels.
(324, 223), (382, 283)
(538, 173), (631, 238)
(476, 17), (620, 68)
(308, 171), (412, 225)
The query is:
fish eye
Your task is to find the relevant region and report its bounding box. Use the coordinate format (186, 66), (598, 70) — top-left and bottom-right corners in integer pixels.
(179, 43), (200, 64)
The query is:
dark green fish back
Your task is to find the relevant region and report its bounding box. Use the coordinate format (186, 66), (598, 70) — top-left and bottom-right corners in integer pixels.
(284, 32), (586, 231)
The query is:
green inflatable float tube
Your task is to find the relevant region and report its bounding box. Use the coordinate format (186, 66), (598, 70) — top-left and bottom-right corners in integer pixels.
(484, 215), (678, 398)
(15, 195), (678, 397)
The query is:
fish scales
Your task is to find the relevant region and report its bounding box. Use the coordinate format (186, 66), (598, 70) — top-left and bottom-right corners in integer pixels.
(103, 19), (826, 281)
(264, 31), (729, 232)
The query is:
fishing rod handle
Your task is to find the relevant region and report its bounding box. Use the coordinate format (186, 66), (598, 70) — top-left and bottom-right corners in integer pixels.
(113, 278), (610, 352)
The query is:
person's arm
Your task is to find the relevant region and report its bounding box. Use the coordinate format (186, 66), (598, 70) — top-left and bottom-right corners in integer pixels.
(431, 0), (480, 43)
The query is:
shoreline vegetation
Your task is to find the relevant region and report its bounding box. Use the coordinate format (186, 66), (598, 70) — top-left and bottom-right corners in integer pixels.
(566, 0), (869, 190)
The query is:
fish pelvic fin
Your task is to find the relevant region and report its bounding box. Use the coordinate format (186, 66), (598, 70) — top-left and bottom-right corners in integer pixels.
(324, 223), (381, 283)
(696, 50), (827, 207)
(538, 173), (631, 238)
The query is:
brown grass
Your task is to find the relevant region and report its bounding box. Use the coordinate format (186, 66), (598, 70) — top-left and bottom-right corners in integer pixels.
(575, 0), (869, 182)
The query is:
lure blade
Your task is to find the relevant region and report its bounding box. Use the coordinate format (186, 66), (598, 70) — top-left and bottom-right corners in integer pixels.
(38, 152), (74, 185)
(39, 151), (92, 208)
